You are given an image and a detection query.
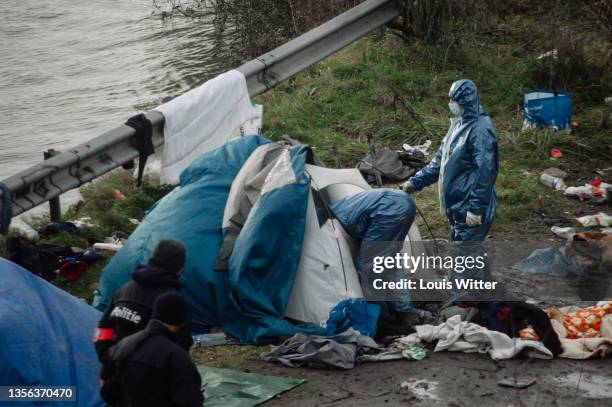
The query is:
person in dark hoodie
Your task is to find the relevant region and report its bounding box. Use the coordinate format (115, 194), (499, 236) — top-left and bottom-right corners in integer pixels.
(94, 239), (192, 363)
(102, 292), (204, 407)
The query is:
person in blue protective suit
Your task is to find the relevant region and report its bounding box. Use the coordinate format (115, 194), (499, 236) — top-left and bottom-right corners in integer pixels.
(403, 79), (498, 242)
(329, 188), (416, 315)
(403, 79), (498, 286)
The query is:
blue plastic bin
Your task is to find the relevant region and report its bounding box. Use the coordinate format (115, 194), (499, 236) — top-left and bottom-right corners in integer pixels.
(523, 89), (572, 130)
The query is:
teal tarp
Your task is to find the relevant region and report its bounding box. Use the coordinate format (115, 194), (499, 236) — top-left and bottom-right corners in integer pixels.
(198, 366), (304, 407)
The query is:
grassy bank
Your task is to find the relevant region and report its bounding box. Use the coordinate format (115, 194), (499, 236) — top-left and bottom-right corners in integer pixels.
(256, 28), (611, 238)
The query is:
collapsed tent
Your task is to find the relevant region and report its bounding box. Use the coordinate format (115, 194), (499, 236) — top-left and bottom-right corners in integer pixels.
(0, 258), (105, 406)
(94, 135), (424, 344)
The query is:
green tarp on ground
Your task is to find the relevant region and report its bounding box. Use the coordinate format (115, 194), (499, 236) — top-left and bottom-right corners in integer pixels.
(198, 365), (305, 407)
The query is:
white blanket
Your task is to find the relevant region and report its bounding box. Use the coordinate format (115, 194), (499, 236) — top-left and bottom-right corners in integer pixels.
(155, 70), (261, 184)
(406, 315), (553, 360)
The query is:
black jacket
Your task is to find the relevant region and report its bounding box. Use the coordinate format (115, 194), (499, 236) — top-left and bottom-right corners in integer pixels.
(94, 263), (192, 363)
(105, 319), (204, 407)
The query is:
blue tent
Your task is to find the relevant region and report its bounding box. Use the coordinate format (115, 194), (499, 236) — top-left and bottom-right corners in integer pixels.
(0, 258), (105, 407)
(93, 136), (324, 344)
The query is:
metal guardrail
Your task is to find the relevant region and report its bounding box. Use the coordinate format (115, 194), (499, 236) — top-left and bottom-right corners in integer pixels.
(0, 0), (401, 233)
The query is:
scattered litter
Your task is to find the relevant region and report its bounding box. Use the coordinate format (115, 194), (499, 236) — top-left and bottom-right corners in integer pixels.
(540, 173), (566, 190)
(128, 218), (141, 225)
(605, 96), (612, 105)
(571, 120), (579, 129)
(550, 226), (575, 239)
(192, 333), (231, 347)
(549, 148), (563, 159)
(543, 167), (567, 179)
(81, 247), (105, 264)
(565, 184), (595, 200)
(576, 212), (612, 227)
(112, 189), (127, 201)
(565, 179), (611, 201)
(72, 216), (95, 229)
(536, 49), (557, 60)
(402, 139), (432, 155)
(399, 379), (439, 400)
(512, 247), (584, 277)
(9, 218), (39, 240)
(93, 242), (123, 253)
(601, 227), (612, 234)
(498, 377), (536, 389)
(595, 167), (612, 176)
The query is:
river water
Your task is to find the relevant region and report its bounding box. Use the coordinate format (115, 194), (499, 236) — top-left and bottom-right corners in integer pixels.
(0, 0), (238, 181)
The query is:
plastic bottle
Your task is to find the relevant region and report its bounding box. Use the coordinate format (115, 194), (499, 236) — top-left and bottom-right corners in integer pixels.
(540, 173), (566, 190)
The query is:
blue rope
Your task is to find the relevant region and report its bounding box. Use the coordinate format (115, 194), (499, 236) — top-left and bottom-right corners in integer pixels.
(0, 182), (13, 235)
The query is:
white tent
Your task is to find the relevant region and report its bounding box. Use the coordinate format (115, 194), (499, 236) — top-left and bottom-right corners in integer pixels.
(220, 144), (425, 325)
(285, 164), (424, 324)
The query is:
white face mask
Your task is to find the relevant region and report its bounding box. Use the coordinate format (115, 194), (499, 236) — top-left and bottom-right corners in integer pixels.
(448, 101), (462, 116)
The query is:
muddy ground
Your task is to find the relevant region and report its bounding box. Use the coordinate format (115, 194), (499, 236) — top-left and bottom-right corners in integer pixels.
(253, 351), (612, 406)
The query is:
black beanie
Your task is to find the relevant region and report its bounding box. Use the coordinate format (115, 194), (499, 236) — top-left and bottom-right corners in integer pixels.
(152, 292), (189, 326)
(148, 239), (186, 273)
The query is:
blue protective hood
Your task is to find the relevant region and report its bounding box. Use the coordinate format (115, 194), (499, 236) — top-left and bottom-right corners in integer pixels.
(449, 79), (481, 121)
(0, 258), (105, 406)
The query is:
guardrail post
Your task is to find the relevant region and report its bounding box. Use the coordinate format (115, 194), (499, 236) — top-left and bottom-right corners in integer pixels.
(44, 149), (61, 222)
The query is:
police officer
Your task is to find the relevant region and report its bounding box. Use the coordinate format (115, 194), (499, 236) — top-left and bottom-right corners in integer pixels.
(94, 239), (192, 362)
(102, 292), (204, 407)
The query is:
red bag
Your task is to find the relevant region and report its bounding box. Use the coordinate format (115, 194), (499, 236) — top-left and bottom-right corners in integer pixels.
(59, 261), (87, 282)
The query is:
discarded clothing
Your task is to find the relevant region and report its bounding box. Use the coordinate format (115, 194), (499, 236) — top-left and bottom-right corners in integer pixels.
(357, 147), (425, 183)
(156, 70), (261, 184)
(261, 328), (380, 369)
(38, 221), (80, 237)
(358, 335), (427, 362)
(6, 236), (76, 280)
(548, 304), (612, 359)
(125, 113), (154, 187)
(404, 315), (553, 360)
(358, 345), (426, 362)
